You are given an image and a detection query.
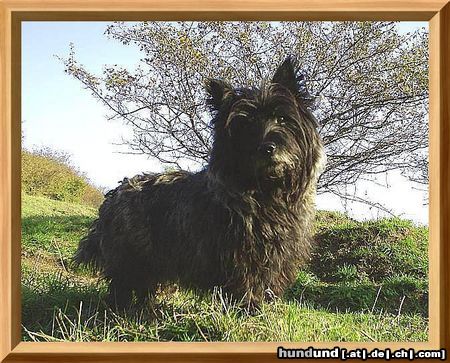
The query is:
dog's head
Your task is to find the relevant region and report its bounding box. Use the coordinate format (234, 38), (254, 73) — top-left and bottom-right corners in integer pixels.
(206, 57), (325, 195)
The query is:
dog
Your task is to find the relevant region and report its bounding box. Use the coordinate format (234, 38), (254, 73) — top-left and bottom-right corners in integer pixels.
(74, 56), (325, 309)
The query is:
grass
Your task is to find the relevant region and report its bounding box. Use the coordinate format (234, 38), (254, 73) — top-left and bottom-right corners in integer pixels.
(21, 194), (429, 342)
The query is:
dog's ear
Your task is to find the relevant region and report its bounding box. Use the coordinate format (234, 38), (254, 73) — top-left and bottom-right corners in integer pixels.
(271, 56), (301, 94)
(272, 56), (315, 109)
(205, 79), (235, 111)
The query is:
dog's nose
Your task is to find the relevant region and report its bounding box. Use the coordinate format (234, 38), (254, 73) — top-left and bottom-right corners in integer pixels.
(258, 142), (276, 156)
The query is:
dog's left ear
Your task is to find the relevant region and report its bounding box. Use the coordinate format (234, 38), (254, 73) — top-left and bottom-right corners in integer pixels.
(272, 56), (315, 111)
(271, 56), (301, 94)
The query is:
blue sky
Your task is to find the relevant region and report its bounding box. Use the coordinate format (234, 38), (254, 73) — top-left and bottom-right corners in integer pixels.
(22, 21), (429, 224)
(22, 22), (151, 188)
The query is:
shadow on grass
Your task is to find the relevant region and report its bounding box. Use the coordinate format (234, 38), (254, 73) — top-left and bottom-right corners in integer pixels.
(21, 282), (223, 342)
(22, 282), (107, 338)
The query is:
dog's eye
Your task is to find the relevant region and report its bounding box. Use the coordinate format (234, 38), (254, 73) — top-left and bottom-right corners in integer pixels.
(275, 116), (286, 125)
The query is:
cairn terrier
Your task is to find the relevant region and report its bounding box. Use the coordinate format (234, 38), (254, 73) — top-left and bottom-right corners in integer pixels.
(74, 56), (325, 309)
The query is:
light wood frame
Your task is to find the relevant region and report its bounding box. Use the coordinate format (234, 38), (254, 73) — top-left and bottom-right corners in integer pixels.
(1, 1), (449, 362)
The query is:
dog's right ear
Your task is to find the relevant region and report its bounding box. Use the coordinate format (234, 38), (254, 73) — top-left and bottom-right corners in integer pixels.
(205, 79), (235, 111)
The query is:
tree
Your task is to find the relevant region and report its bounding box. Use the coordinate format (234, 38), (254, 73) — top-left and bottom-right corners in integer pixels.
(62, 21), (428, 204)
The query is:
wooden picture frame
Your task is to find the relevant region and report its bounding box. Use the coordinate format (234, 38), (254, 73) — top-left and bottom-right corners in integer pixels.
(1, 0), (449, 361)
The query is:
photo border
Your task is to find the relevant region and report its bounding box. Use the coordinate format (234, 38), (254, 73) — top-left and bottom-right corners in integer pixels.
(1, 0), (449, 361)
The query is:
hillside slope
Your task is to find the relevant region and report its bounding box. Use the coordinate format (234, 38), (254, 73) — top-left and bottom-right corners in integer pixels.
(22, 149), (104, 207)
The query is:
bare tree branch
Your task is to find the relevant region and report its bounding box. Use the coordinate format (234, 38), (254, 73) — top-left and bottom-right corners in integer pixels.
(61, 21), (429, 206)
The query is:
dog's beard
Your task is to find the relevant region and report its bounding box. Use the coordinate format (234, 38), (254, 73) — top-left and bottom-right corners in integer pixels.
(253, 160), (290, 195)
(255, 148), (298, 178)
(255, 162), (284, 180)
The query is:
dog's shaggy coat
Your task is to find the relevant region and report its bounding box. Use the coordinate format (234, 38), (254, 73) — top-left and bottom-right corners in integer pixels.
(74, 57), (325, 308)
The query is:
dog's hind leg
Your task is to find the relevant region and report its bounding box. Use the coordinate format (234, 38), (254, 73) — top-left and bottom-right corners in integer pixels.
(107, 277), (133, 310)
(135, 282), (157, 306)
(134, 275), (157, 305)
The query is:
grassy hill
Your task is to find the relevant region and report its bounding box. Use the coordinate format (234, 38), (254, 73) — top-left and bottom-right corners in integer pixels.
(21, 194), (428, 342)
(22, 149), (103, 208)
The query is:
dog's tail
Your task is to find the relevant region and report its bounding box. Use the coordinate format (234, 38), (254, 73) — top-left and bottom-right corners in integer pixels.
(72, 219), (103, 271)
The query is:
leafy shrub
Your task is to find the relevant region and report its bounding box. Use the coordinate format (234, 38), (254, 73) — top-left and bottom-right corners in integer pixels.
(22, 148), (104, 208)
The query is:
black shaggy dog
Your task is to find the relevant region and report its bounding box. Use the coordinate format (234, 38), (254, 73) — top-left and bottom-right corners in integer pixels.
(74, 57), (326, 309)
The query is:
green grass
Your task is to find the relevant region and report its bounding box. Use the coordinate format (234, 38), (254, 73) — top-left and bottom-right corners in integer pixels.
(22, 194), (97, 258)
(21, 194), (429, 342)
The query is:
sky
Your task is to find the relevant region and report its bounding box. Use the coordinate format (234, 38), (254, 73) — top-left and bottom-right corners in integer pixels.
(22, 21), (429, 225)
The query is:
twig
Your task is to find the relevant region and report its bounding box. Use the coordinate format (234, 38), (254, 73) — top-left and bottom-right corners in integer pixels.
(190, 311), (209, 342)
(397, 296), (406, 322)
(371, 286), (382, 314)
(360, 329), (376, 342)
(52, 238), (68, 273)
